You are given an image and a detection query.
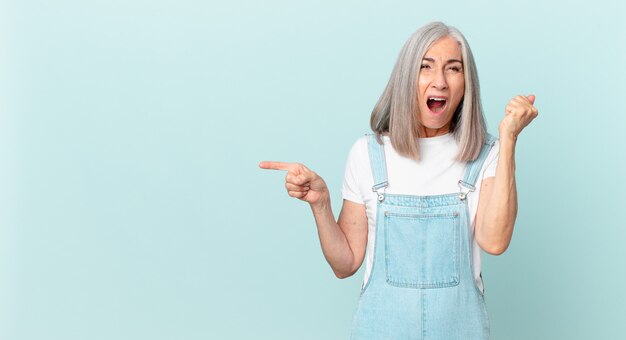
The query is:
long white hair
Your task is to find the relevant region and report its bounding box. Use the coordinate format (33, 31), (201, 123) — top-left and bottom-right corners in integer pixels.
(370, 21), (487, 161)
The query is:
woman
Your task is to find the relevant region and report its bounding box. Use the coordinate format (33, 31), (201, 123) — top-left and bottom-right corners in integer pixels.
(260, 21), (537, 339)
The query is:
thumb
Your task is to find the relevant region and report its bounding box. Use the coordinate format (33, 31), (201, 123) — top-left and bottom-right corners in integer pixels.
(526, 94), (536, 105)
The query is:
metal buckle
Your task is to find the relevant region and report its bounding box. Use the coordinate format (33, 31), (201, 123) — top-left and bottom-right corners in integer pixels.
(375, 187), (385, 202)
(458, 180), (475, 200)
(372, 182), (388, 202)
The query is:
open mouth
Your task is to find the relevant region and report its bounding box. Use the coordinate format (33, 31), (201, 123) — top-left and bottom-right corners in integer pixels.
(427, 97), (447, 113)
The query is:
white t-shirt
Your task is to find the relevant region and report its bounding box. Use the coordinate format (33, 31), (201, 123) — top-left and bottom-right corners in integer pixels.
(341, 133), (499, 293)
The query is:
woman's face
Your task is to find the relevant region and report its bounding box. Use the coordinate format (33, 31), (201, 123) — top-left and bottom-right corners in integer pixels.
(417, 36), (465, 137)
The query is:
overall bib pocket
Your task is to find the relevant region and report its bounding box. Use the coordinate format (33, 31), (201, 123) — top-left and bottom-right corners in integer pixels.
(384, 211), (460, 288)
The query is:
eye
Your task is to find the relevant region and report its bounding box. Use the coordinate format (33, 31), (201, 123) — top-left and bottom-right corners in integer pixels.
(420, 64), (431, 69)
(447, 66), (462, 72)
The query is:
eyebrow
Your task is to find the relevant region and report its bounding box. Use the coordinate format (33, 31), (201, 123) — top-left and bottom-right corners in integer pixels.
(422, 57), (463, 64)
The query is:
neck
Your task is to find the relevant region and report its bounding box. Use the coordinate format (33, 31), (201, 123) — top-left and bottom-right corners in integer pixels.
(420, 127), (450, 138)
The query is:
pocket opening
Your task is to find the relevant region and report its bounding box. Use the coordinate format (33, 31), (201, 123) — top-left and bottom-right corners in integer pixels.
(384, 211), (460, 289)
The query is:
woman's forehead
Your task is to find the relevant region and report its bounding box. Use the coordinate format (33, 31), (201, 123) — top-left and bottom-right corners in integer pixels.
(424, 36), (463, 61)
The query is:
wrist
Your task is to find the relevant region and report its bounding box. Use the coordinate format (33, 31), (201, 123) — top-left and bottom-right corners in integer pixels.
(498, 131), (518, 146)
(310, 192), (331, 211)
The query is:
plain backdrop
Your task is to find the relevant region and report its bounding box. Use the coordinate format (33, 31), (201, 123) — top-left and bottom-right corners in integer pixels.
(1, 0), (625, 339)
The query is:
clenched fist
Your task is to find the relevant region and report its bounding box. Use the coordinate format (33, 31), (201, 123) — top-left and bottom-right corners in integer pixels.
(500, 94), (539, 140)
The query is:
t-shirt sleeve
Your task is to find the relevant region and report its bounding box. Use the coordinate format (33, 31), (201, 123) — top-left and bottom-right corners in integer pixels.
(341, 138), (365, 204)
(481, 139), (500, 179)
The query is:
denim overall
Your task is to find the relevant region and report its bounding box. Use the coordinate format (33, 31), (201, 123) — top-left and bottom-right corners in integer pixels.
(350, 134), (497, 340)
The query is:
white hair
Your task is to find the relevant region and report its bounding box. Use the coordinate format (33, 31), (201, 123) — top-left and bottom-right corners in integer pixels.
(369, 21), (487, 161)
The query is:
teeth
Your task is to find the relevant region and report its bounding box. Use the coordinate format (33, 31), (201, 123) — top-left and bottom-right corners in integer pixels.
(429, 97), (446, 101)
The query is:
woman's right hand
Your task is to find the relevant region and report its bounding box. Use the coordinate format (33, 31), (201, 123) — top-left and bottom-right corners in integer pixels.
(260, 160), (368, 278)
(259, 161), (329, 206)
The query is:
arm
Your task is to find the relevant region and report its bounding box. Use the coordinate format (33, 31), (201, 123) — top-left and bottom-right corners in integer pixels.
(475, 139), (517, 255)
(475, 94), (538, 255)
(259, 161), (368, 278)
(311, 198), (368, 279)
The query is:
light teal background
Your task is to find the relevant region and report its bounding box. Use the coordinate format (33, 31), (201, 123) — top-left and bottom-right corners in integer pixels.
(1, 0), (625, 339)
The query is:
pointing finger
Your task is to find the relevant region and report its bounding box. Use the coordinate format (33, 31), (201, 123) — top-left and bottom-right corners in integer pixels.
(259, 161), (292, 171)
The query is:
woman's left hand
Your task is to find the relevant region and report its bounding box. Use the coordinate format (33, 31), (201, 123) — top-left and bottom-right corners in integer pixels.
(499, 94), (539, 141)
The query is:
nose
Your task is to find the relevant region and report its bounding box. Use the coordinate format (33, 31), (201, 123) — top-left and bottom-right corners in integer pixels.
(431, 69), (448, 90)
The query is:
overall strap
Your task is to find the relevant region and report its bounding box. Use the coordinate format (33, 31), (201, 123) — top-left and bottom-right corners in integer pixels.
(366, 134), (389, 202)
(458, 133), (498, 200)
